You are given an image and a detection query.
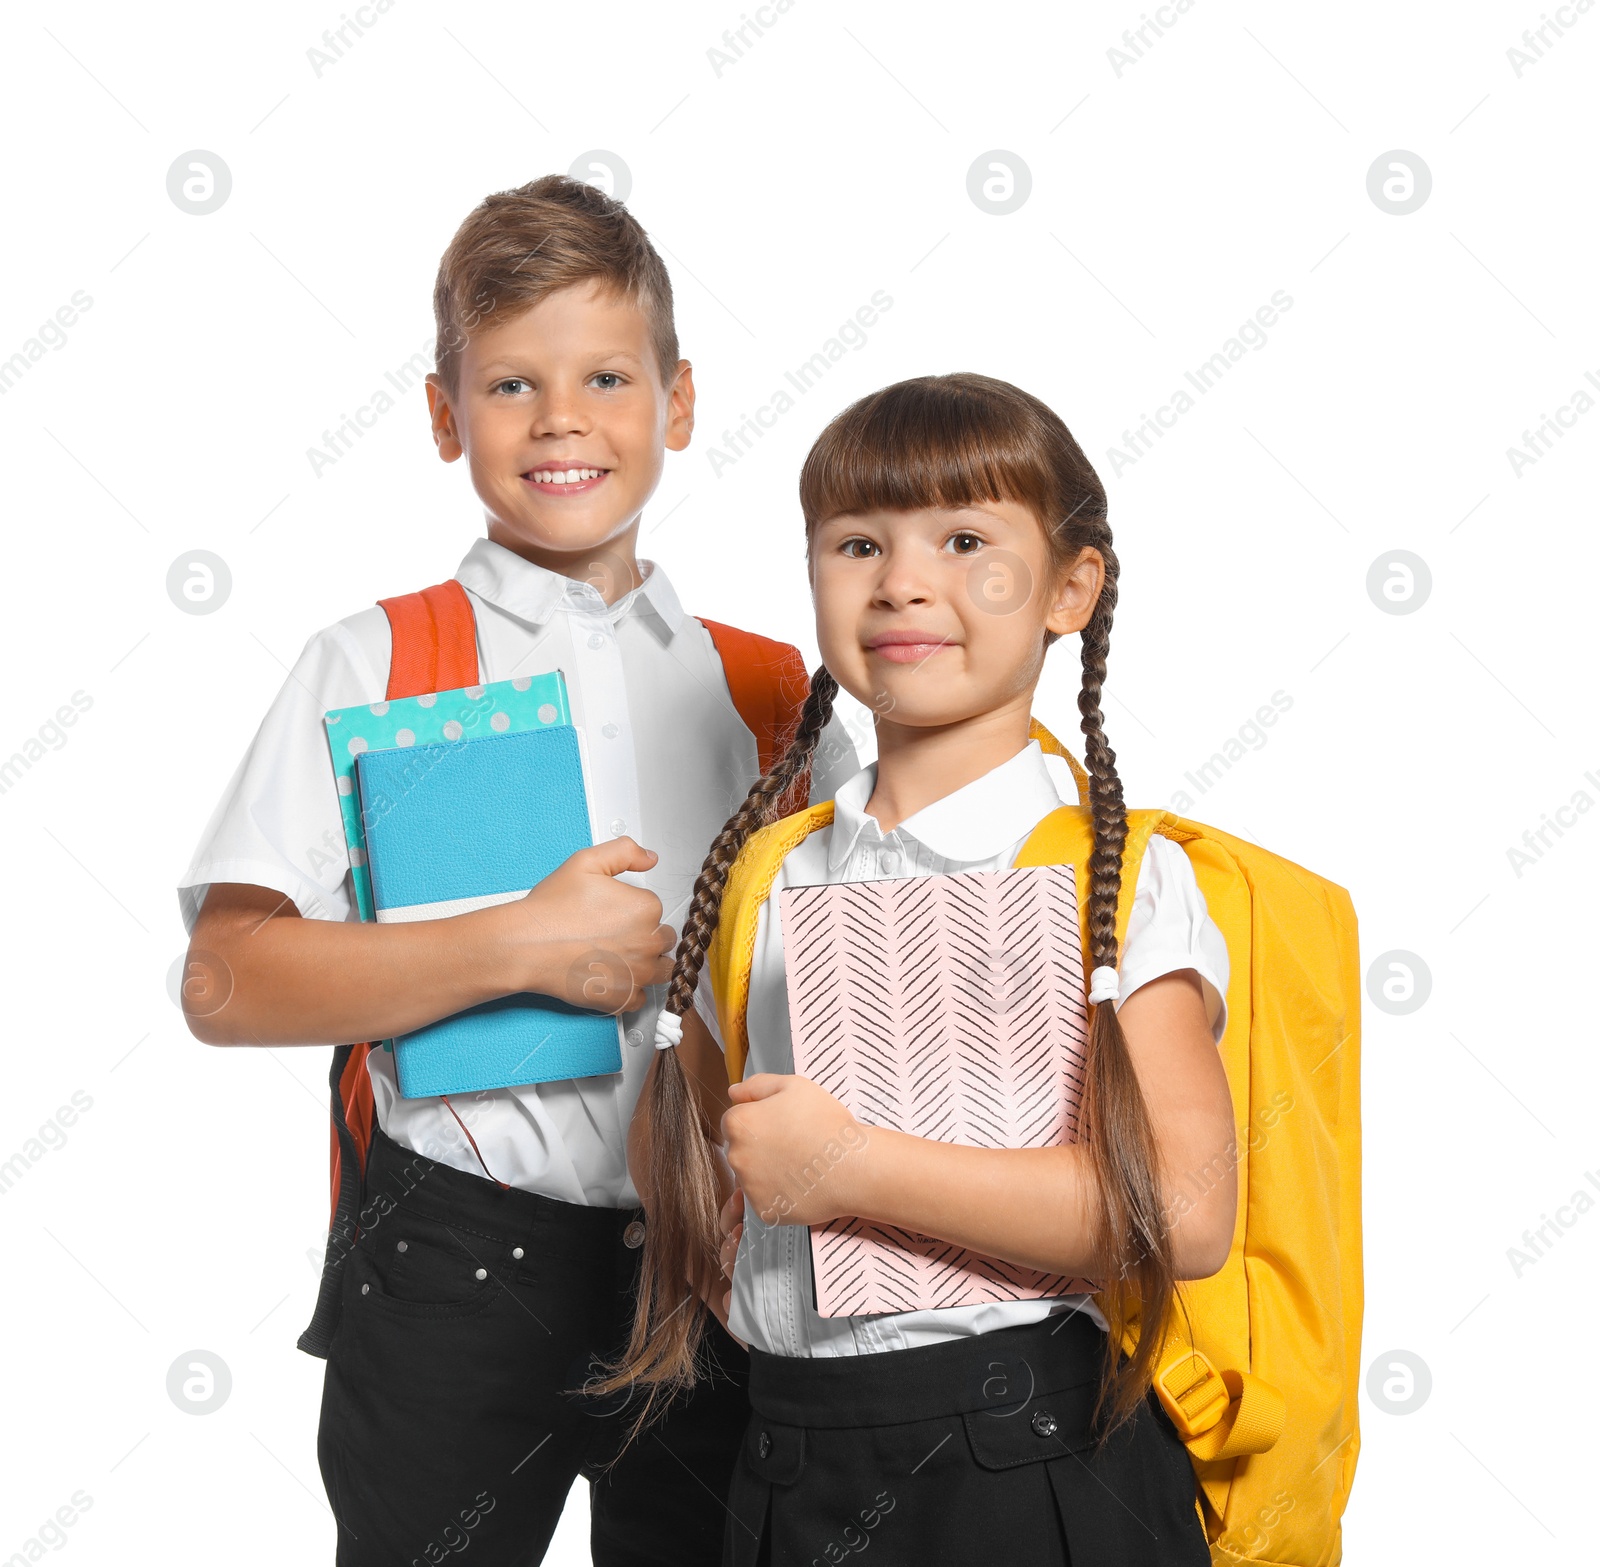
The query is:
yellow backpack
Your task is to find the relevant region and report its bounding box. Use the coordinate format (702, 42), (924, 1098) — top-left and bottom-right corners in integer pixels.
(706, 726), (1363, 1566)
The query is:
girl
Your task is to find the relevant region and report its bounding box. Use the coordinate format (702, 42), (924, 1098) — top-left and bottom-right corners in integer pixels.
(603, 374), (1236, 1565)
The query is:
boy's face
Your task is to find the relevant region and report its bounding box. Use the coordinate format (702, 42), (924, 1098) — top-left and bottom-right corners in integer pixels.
(426, 281), (693, 596)
(811, 502), (1103, 734)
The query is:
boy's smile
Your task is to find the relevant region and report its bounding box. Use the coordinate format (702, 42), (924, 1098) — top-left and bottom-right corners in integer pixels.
(523, 462), (611, 495)
(426, 281), (694, 597)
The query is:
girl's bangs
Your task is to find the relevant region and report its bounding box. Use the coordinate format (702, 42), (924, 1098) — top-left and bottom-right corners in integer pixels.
(799, 376), (1061, 529)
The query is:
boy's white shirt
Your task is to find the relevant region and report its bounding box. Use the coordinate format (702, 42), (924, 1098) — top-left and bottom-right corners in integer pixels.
(693, 739), (1231, 1358)
(177, 535), (859, 1207)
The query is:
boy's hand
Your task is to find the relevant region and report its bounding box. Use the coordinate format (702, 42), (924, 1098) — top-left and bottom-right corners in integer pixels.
(492, 837), (676, 1014)
(722, 1074), (868, 1228)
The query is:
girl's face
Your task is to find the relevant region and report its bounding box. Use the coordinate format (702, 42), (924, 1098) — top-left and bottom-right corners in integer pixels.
(811, 501), (1104, 733)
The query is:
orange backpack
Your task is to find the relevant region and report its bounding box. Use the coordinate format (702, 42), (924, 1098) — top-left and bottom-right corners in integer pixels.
(298, 578), (814, 1356)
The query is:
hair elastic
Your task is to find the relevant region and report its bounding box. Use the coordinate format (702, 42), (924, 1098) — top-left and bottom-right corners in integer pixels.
(1087, 965), (1120, 1005)
(653, 1010), (684, 1050)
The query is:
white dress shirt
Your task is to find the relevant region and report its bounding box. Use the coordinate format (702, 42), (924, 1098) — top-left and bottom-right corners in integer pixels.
(177, 536), (858, 1207)
(695, 740), (1230, 1357)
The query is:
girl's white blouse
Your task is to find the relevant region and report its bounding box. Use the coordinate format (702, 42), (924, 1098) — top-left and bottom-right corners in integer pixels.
(695, 740), (1230, 1358)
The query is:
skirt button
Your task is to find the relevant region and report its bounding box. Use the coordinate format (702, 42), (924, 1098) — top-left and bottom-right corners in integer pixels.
(1031, 1410), (1058, 1438)
(623, 1220), (646, 1249)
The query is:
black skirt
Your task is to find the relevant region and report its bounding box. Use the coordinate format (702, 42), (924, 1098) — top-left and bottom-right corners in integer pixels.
(725, 1308), (1209, 1567)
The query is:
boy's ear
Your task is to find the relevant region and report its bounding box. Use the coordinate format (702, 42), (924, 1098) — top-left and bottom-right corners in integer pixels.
(664, 360), (696, 452)
(1044, 546), (1105, 638)
(425, 374), (464, 463)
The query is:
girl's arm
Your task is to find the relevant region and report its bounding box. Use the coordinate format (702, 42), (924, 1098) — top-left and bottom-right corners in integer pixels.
(722, 968), (1237, 1282)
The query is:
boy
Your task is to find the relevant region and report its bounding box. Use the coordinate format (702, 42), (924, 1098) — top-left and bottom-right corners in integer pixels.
(177, 176), (857, 1566)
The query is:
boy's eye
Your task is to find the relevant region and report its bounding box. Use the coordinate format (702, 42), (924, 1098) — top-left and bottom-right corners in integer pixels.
(944, 531), (985, 555)
(590, 372), (625, 390)
(840, 538), (880, 559)
(493, 378), (531, 396)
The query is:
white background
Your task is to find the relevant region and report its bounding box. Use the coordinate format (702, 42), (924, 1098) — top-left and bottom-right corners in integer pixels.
(1, 0), (1595, 1560)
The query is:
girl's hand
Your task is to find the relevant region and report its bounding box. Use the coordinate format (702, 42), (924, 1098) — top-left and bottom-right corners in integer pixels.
(722, 1073), (869, 1228)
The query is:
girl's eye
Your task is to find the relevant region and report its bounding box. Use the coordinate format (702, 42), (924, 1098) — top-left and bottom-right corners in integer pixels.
(840, 538), (880, 559)
(945, 531), (985, 555)
(494, 378), (530, 396)
(591, 372), (624, 390)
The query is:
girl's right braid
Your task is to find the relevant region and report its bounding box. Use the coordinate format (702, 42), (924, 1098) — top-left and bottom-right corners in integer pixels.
(585, 666), (838, 1439)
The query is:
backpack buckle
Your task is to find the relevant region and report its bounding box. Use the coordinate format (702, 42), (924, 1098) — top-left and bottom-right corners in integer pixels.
(1154, 1350), (1231, 1439)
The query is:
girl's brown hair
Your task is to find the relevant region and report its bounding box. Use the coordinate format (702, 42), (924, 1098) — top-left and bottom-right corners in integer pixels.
(594, 372), (1173, 1439)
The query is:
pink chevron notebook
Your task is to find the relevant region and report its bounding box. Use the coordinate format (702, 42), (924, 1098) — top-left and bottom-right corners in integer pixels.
(780, 863), (1098, 1318)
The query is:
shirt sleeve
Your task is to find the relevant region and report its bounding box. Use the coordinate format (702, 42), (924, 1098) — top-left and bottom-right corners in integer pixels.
(175, 609), (391, 937)
(1115, 834), (1230, 1045)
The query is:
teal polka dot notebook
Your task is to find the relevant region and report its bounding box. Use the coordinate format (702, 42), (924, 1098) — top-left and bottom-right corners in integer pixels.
(322, 673), (572, 922)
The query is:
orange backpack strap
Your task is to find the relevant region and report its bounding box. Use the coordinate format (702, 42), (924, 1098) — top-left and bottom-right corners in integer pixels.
(377, 578), (481, 696)
(299, 578), (481, 1358)
(696, 617), (814, 815)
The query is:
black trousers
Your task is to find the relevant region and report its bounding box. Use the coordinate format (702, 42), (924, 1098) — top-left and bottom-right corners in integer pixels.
(317, 1125), (749, 1566)
(726, 1311), (1209, 1567)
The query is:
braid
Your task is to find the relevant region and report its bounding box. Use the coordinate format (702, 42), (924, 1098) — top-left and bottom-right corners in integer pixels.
(1076, 548), (1128, 977)
(587, 667), (838, 1443)
(1071, 527), (1178, 1438)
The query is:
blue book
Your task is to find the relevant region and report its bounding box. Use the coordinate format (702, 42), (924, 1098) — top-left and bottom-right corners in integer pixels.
(323, 673), (573, 923)
(352, 720), (624, 1099)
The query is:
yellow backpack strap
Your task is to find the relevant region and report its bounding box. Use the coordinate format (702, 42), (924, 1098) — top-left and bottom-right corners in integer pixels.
(1014, 802), (1171, 957)
(1028, 717), (1089, 806)
(706, 802), (835, 1082)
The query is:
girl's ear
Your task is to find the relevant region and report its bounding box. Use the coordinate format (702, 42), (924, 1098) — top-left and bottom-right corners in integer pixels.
(1045, 546), (1105, 638)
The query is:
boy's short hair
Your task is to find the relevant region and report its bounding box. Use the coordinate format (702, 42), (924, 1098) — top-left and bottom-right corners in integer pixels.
(432, 175), (679, 395)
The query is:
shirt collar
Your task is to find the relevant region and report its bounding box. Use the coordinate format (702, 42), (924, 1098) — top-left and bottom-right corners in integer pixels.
(452, 536), (685, 638)
(826, 740), (1067, 872)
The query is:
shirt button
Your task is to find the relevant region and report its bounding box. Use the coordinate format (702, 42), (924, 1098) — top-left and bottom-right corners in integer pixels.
(474, 1267), (488, 1281)
(361, 1283), (370, 1295)
(610, 818), (627, 836)
(1031, 1410), (1058, 1438)
(587, 633), (605, 649)
(623, 1220), (646, 1249)
(626, 1028), (644, 1047)
(395, 1240), (408, 1252)
(511, 1247), (524, 1260)
(602, 723), (619, 739)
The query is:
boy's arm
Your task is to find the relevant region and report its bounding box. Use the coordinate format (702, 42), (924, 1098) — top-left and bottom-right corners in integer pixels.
(722, 970), (1238, 1282)
(184, 837), (675, 1047)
